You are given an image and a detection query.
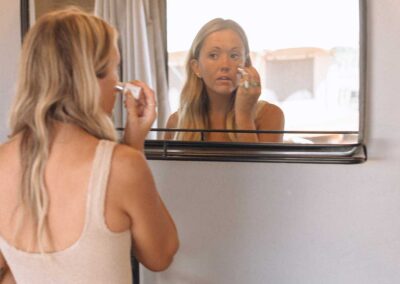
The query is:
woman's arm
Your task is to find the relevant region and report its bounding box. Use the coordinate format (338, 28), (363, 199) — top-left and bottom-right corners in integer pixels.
(255, 102), (285, 143)
(163, 112), (178, 140)
(0, 254), (15, 284)
(122, 80), (157, 152)
(118, 80), (179, 270)
(110, 145), (179, 271)
(234, 101), (284, 143)
(234, 66), (264, 142)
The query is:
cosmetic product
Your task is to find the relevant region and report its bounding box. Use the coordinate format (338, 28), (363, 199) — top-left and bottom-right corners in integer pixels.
(237, 67), (248, 76)
(114, 82), (141, 99)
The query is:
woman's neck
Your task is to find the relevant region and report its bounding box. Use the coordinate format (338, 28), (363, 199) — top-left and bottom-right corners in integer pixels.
(51, 121), (89, 144)
(207, 93), (232, 115)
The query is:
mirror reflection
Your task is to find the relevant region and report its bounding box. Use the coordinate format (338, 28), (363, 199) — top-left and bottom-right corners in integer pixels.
(30, 0), (361, 145)
(166, 0), (360, 144)
(164, 18), (285, 143)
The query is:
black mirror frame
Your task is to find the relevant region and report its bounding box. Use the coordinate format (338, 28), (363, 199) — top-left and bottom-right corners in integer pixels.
(20, 0), (367, 164)
(144, 0), (367, 164)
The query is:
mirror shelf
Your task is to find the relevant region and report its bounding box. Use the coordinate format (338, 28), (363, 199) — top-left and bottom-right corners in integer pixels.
(143, 140), (367, 164)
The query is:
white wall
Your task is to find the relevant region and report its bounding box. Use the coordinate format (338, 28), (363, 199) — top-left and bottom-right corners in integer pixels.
(1, 1), (400, 284)
(142, 1), (400, 283)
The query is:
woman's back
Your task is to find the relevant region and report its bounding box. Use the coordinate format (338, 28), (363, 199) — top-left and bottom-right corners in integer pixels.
(0, 7), (178, 282)
(0, 124), (134, 283)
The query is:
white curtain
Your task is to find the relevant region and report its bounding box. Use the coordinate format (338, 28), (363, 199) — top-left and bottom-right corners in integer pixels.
(29, 0), (36, 25)
(95, 0), (170, 138)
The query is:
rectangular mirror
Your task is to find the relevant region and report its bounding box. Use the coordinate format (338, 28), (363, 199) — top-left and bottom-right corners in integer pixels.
(21, 0), (367, 163)
(148, 0), (366, 163)
(164, 0), (362, 145)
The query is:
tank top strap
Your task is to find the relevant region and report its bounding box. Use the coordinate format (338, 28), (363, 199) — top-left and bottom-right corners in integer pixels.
(86, 139), (117, 230)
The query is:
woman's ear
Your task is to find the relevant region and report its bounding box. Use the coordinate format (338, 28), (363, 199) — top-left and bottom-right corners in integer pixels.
(190, 59), (201, 78)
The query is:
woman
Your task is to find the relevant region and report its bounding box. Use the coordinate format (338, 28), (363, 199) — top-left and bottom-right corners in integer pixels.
(165, 18), (284, 142)
(0, 7), (178, 283)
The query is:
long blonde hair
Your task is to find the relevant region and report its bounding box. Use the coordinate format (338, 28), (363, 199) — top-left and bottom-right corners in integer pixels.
(8, 7), (118, 251)
(174, 18), (251, 141)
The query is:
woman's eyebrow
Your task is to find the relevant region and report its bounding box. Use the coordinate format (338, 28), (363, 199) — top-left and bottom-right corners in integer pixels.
(207, 46), (221, 51)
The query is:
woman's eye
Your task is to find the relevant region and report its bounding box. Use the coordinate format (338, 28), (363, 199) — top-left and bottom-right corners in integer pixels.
(231, 53), (241, 60)
(208, 53), (218, 59)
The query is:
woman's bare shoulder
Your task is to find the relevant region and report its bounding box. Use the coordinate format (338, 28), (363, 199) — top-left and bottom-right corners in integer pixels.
(164, 112), (179, 139)
(0, 135), (21, 168)
(256, 100), (283, 114)
(255, 100), (285, 129)
(107, 143), (154, 201)
(166, 112), (179, 128)
(111, 144), (147, 175)
(256, 100), (284, 117)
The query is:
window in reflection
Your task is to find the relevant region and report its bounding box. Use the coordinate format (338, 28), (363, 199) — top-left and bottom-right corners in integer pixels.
(167, 0), (360, 144)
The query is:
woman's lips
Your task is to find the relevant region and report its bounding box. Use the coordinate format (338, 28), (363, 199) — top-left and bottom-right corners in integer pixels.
(216, 76), (233, 82)
(216, 78), (233, 86)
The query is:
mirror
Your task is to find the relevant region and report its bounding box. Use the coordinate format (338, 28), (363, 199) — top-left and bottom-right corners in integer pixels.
(165, 0), (361, 144)
(21, 0), (366, 163)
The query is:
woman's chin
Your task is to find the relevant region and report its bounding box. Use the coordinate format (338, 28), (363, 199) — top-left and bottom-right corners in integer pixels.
(216, 86), (236, 96)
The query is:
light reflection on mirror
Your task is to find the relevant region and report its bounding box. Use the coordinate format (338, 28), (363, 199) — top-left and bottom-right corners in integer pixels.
(166, 0), (360, 144)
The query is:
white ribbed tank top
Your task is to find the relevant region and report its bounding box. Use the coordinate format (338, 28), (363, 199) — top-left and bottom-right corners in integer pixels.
(0, 140), (132, 284)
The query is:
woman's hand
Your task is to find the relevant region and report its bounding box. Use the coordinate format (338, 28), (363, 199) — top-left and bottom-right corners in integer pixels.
(123, 80), (157, 152)
(235, 66), (261, 124)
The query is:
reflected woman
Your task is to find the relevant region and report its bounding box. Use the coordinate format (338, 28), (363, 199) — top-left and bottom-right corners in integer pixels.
(165, 18), (284, 142)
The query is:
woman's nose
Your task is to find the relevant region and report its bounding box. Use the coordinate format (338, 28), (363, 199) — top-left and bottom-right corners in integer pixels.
(219, 55), (234, 71)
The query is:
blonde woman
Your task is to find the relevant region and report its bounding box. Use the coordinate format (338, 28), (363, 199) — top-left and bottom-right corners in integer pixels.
(0, 7), (178, 283)
(165, 18), (284, 142)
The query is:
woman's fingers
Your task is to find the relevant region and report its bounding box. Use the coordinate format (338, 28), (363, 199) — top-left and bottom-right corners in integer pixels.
(123, 80), (156, 130)
(124, 91), (139, 116)
(129, 80), (156, 106)
(122, 81), (156, 150)
(237, 66), (261, 90)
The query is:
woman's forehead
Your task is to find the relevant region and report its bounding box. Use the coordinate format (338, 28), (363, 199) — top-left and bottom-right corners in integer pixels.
(202, 29), (244, 50)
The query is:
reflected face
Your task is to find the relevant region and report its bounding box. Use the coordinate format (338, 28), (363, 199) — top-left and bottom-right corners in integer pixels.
(98, 45), (121, 114)
(192, 29), (246, 98)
